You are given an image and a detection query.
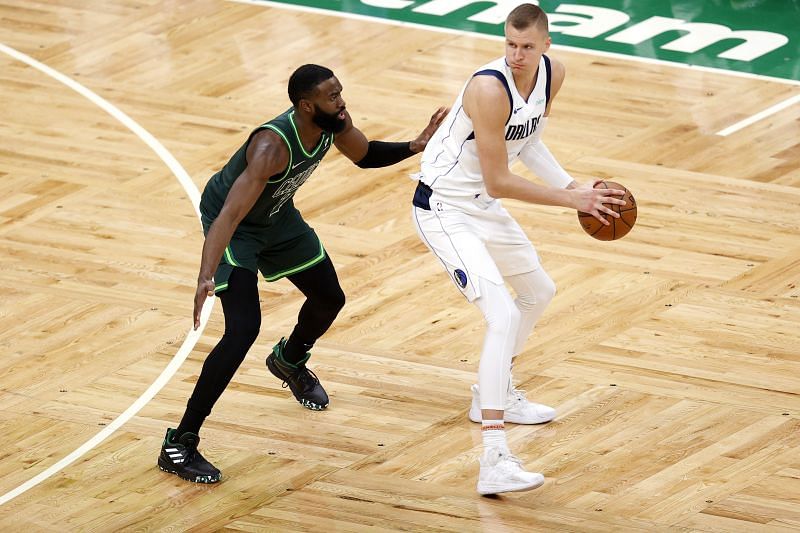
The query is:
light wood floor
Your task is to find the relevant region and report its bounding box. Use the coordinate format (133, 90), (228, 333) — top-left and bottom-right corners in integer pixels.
(1, 1), (799, 531)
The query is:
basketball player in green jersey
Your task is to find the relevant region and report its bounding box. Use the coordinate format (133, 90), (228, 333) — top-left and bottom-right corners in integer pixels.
(158, 64), (447, 483)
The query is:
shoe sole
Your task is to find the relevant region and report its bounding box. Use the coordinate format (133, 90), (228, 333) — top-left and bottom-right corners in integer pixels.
(477, 476), (545, 496)
(266, 356), (329, 411)
(300, 398), (328, 410)
(158, 459), (221, 484)
(468, 408), (555, 425)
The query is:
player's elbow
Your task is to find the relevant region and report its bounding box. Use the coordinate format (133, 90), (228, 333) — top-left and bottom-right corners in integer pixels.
(483, 174), (509, 198)
(484, 182), (503, 198)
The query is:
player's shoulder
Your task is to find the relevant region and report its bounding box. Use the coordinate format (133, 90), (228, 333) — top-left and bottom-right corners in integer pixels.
(465, 72), (510, 101)
(247, 127), (290, 170)
(463, 74), (511, 125)
(251, 127), (285, 151)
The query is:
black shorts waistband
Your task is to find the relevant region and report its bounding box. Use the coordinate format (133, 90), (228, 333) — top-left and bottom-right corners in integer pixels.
(412, 181), (432, 210)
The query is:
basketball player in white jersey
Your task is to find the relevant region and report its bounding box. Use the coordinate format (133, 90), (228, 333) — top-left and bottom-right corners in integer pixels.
(411, 4), (625, 495)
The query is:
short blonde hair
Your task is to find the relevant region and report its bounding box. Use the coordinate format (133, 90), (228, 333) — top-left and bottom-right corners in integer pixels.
(506, 3), (548, 33)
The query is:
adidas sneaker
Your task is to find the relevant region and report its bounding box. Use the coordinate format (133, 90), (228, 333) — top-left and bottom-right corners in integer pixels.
(157, 428), (220, 484)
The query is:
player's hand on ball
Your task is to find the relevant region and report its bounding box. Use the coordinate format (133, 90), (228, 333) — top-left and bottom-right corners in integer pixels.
(193, 278), (215, 329)
(577, 180), (637, 240)
(572, 179), (626, 225)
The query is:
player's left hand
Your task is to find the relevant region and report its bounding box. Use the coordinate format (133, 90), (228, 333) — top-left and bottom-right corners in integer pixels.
(572, 179), (626, 225)
(410, 106), (449, 153)
(193, 277), (215, 330)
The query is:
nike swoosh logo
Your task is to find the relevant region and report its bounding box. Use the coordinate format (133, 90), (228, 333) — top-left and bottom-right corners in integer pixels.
(513, 106), (523, 114)
(291, 162), (304, 170)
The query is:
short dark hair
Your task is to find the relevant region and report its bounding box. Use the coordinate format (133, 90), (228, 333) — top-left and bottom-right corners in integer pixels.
(506, 3), (548, 33)
(288, 64), (334, 107)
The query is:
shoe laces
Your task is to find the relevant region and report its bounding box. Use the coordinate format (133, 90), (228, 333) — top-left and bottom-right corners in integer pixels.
(509, 387), (527, 403)
(499, 450), (523, 466)
(484, 449), (524, 471)
(178, 439), (199, 463)
(184, 447), (199, 464)
(282, 365), (320, 393)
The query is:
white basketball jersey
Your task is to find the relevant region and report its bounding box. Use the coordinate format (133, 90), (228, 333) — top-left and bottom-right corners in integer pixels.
(419, 55), (551, 200)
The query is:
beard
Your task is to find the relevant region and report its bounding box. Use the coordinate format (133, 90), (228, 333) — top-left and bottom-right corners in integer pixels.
(311, 105), (347, 134)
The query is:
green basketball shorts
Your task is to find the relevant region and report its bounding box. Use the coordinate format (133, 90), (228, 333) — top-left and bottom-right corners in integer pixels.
(203, 221), (327, 294)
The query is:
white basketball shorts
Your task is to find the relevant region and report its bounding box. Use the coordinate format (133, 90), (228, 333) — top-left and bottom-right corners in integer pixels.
(412, 189), (540, 301)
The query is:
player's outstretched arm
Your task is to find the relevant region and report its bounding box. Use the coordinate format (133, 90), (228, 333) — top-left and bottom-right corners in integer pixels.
(410, 106), (449, 153)
(192, 131), (287, 329)
(333, 107), (448, 168)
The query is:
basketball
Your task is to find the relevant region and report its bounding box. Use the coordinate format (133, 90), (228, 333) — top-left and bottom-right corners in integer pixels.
(577, 181), (637, 241)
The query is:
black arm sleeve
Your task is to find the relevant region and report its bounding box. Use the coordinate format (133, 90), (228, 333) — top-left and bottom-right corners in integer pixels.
(355, 141), (415, 168)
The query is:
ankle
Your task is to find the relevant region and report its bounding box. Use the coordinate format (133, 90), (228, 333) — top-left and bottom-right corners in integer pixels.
(275, 338), (309, 368)
(481, 419), (508, 451)
(283, 335), (313, 363)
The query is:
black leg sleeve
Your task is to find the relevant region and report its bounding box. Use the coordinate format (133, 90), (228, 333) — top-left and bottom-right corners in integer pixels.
(177, 267), (261, 436)
(282, 254), (346, 364)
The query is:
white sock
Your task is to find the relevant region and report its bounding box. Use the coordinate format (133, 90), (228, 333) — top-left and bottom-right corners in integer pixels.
(481, 419), (508, 452)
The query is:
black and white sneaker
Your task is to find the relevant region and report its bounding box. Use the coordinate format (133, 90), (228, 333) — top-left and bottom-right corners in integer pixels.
(158, 428), (221, 483)
(266, 337), (329, 410)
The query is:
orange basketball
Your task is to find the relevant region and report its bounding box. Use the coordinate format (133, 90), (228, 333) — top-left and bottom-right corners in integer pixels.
(577, 181), (637, 241)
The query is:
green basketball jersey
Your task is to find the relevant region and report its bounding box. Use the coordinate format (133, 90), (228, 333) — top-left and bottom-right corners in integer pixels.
(200, 108), (334, 236)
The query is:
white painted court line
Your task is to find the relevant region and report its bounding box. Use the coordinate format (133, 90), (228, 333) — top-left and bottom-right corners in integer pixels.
(234, 1), (800, 136)
(228, 0), (800, 88)
(0, 43), (214, 507)
(716, 93), (800, 136)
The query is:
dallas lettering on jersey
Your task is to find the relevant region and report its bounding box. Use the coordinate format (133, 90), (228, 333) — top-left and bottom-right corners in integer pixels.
(270, 161), (320, 217)
(506, 114), (541, 142)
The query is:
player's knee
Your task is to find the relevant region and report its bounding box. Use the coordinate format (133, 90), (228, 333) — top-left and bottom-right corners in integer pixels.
(317, 285), (346, 320)
(242, 322), (261, 347)
(538, 274), (556, 305)
(518, 273), (556, 310)
(330, 285), (346, 314)
(227, 313), (261, 346)
(487, 304), (521, 335)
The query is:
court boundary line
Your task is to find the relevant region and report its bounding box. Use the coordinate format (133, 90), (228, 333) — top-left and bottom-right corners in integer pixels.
(716, 93), (800, 136)
(229, 0), (800, 88)
(0, 0), (794, 506)
(230, 0), (799, 145)
(0, 43), (214, 507)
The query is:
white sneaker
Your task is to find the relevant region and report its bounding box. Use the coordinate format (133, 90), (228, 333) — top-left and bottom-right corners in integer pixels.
(468, 384), (556, 424)
(477, 447), (545, 495)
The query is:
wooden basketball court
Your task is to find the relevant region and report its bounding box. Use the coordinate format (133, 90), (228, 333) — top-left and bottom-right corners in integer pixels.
(0, 1), (798, 530)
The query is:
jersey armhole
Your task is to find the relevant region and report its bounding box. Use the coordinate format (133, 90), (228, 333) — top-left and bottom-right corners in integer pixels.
(473, 69), (513, 125)
(259, 124), (293, 182)
(465, 69), (513, 141)
(543, 55), (552, 108)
